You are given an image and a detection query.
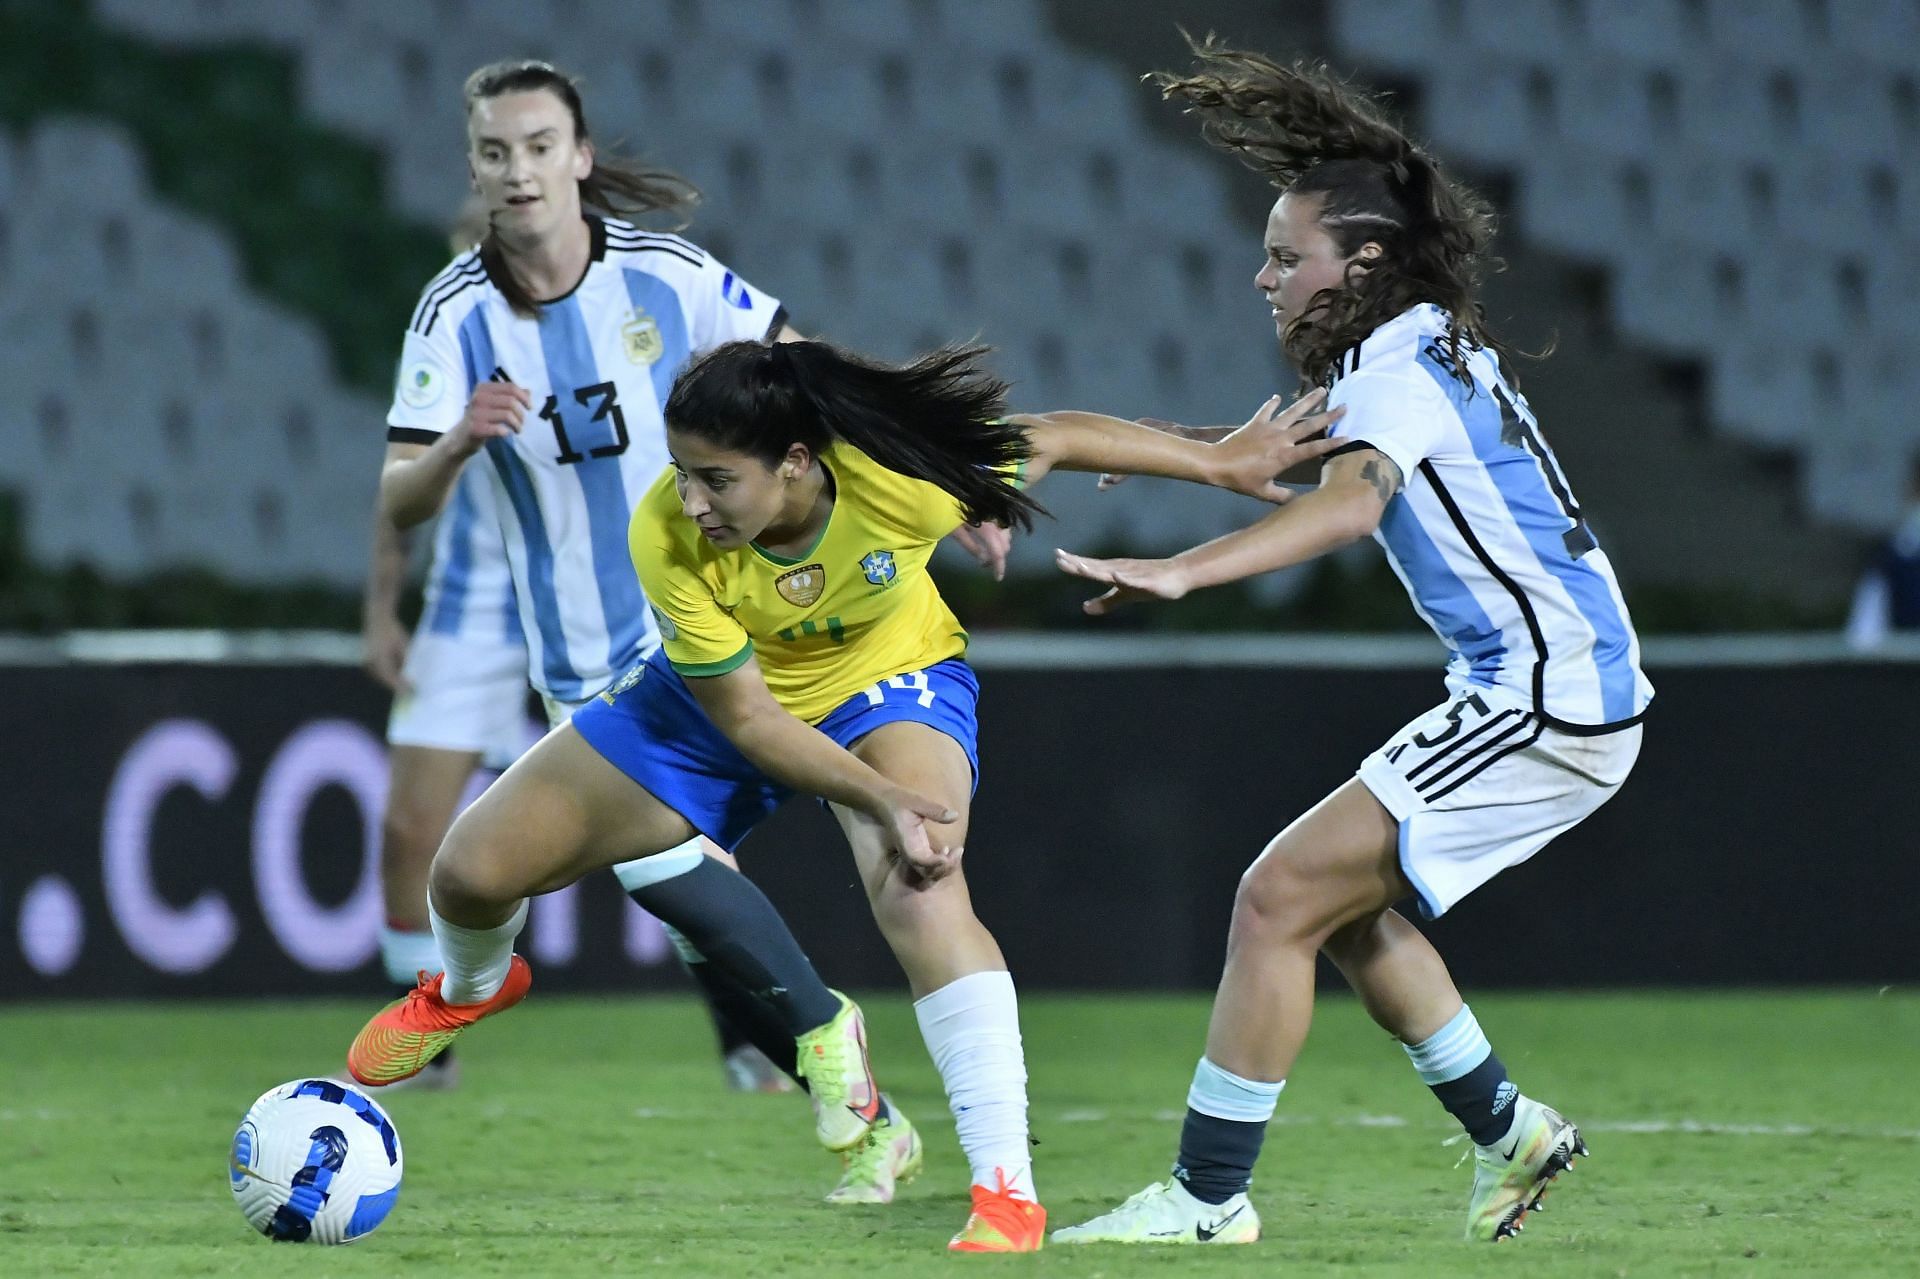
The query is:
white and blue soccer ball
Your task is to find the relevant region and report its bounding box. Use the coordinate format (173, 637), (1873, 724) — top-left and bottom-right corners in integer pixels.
(229, 1079), (404, 1244)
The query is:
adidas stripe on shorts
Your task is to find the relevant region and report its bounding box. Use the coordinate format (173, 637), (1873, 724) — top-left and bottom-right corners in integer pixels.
(1357, 687), (1641, 919)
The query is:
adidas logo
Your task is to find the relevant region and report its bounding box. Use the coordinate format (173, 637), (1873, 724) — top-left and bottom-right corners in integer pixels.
(1492, 1082), (1519, 1115)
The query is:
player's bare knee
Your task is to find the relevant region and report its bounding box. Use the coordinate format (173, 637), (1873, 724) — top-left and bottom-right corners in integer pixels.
(1232, 858), (1329, 945)
(428, 823), (521, 913)
(870, 870), (969, 938)
(380, 803), (443, 869)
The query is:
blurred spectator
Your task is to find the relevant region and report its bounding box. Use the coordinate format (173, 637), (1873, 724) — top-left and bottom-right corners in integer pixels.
(1846, 456), (1920, 650)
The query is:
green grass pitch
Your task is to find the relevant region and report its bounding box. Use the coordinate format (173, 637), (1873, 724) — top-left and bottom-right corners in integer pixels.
(3, 990), (1914, 1276)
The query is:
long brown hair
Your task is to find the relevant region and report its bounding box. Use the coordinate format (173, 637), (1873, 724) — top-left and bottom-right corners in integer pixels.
(1153, 37), (1521, 387)
(463, 59), (701, 315)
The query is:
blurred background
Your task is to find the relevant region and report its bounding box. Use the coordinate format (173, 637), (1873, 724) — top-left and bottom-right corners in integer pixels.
(1, 0), (1916, 999)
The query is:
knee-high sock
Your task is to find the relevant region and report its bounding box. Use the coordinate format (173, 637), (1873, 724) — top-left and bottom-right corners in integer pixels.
(915, 970), (1035, 1200)
(666, 924), (805, 1085)
(428, 898), (528, 1006)
(615, 848), (842, 1036)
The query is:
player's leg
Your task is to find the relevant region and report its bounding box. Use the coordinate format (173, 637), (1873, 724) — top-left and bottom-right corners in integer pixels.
(379, 745), (479, 982)
(546, 687), (796, 1094)
(1055, 778), (1399, 1246)
(829, 721), (1044, 1252)
(568, 662), (895, 1154)
(1321, 715), (1641, 1240)
(372, 744), (483, 1088)
(348, 724), (709, 1084)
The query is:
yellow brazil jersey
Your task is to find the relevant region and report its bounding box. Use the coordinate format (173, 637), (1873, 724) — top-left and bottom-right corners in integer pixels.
(628, 442), (988, 724)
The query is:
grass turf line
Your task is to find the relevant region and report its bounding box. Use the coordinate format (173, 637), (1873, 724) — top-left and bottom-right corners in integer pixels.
(1, 990), (1914, 1276)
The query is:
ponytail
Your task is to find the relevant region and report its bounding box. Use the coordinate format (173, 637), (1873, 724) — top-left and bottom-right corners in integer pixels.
(666, 340), (1045, 532)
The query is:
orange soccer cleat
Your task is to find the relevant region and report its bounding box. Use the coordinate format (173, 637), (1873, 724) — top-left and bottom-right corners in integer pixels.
(346, 957), (531, 1086)
(948, 1169), (1046, 1253)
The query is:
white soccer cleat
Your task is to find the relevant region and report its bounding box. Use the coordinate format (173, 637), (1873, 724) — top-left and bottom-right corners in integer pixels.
(1465, 1095), (1587, 1241)
(1052, 1178), (1259, 1245)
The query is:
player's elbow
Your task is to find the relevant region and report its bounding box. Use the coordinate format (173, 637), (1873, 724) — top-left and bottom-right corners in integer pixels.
(1322, 487), (1384, 545)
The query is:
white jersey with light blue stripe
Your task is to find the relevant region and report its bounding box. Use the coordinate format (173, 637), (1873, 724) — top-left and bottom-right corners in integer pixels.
(386, 216), (787, 699)
(418, 464), (521, 646)
(1326, 303), (1653, 732)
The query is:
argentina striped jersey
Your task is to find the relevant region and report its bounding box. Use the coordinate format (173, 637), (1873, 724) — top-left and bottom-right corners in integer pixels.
(1326, 303), (1653, 732)
(417, 465), (521, 647)
(386, 216), (787, 699)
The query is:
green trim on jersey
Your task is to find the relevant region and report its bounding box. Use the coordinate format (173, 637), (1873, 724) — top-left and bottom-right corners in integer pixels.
(670, 639), (756, 678)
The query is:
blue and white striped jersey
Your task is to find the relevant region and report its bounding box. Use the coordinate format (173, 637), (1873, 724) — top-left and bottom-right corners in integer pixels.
(416, 464), (521, 648)
(1326, 303), (1653, 732)
(386, 216), (787, 699)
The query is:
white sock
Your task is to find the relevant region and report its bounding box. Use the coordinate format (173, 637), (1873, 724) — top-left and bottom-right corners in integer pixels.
(914, 969), (1036, 1201)
(378, 925), (443, 986)
(429, 897), (528, 1005)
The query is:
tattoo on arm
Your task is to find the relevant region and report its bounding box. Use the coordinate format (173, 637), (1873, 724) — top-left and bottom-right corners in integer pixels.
(1359, 457), (1402, 504)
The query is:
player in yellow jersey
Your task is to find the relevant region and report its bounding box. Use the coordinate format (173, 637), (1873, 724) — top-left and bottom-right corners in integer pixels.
(351, 335), (1340, 1251)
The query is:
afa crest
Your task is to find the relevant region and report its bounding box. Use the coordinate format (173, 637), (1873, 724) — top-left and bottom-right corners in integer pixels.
(860, 549), (897, 586)
(622, 308), (663, 365)
(775, 563), (826, 607)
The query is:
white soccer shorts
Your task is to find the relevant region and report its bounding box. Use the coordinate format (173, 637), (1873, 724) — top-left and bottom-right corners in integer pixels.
(385, 631), (532, 771)
(1357, 687), (1641, 919)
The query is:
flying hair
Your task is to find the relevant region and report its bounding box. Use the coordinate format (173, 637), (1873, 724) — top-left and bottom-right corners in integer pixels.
(1152, 35), (1537, 387)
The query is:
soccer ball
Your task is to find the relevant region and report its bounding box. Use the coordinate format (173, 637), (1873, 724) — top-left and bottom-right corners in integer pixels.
(229, 1079), (404, 1244)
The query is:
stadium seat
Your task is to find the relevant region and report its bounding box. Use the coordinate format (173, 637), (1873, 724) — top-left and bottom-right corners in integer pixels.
(1422, 57), (1544, 167)
(1700, 0), (1822, 56)
(1330, 0), (1455, 75)
(1586, 0), (1695, 65)
(1830, 0), (1920, 72)
(1460, 0), (1575, 62)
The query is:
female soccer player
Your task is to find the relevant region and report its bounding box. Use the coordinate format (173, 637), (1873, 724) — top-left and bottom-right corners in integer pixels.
(348, 332), (1341, 1250)
(363, 198), (795, 1097)
(1051, 44), (1652, 1248)
(350, 58), (938, 1200)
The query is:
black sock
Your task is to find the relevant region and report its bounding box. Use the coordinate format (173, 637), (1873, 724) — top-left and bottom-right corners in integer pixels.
(682, 957), (805, 1088)
(626, 856), (843, 1035)
(1173, 1109), (1267, 1205)
(1431, 1052), (1518, 1147)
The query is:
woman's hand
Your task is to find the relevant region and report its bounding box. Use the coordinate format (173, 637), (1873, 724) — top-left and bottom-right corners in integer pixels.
(447, 381), (530, 457)
(1054, 549), (1192, 615)
(872, 785), (963, 881)
(946, 521), (1012, 580)
(1206, 390), (1345, 502)
(361, 609), (411, 694)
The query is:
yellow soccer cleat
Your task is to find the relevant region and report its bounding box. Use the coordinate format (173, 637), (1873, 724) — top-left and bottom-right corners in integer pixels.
(825, 1098), (922, 1204)
(948, 1170), (1046, 1253)
(795, 991), (882, 1152)
(346, 957), (531, 1086)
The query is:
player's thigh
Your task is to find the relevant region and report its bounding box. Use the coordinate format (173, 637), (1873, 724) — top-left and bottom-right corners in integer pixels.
(440, 724), (698, 901)
(830, 721), (974, 901)
(383, 745), (483, 862)
(1240, 777), (1406, 935)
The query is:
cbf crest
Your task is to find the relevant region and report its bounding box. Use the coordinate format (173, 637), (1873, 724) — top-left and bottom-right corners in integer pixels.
(860, 549), (897, 587)
(775, 563), (826, 607)
(622, 308), (663, 365)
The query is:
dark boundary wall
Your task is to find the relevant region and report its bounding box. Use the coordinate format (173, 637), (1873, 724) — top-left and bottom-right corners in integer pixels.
(2, 659), (1913, 998)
